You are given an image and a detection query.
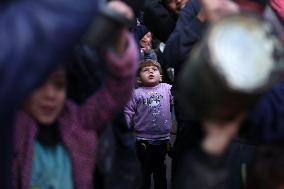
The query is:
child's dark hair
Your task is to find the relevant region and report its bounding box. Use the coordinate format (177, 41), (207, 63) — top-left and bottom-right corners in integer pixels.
(246, 143), (284, 189)
(138, 59), (162, 76)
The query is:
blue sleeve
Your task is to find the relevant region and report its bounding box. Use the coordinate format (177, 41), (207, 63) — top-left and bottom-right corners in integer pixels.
(243, 81), (284, 142)
(162, 0), (205, 74)
(0, 0), (98, 110)
(142, 49), (157, 60)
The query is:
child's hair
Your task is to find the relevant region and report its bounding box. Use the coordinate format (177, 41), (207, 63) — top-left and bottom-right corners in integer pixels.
(138, 59), (162, 75)
(246, 143), (284, 189)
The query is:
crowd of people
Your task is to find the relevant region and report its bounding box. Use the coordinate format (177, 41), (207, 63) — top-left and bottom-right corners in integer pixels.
(0, 0), (283, 189)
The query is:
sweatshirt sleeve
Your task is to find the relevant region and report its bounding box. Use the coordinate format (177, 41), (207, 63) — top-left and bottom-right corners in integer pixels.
(163, 1), (206, 74)
(124, 92), (137, 129)
(0, 0), (98, 111)
(78, 33), (138, 130)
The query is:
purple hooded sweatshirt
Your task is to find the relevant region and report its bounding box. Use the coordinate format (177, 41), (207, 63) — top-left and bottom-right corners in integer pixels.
(124, 83), (173, 140)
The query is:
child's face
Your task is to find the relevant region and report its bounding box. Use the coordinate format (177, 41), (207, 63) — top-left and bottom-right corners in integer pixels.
(140, 32), (152, 48)
(24, 68), (67, 125)
(139, 65), (161, 87)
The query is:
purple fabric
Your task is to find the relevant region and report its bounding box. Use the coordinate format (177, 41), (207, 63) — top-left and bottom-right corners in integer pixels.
(12, 35), (138, 189)
(124, 83), (173, 140)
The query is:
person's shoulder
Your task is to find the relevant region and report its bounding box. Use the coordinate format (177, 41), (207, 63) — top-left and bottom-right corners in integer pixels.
(132, 87), (145, 97)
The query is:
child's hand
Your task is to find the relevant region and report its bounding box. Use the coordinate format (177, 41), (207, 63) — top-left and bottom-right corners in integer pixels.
(141, 45), (152, 54)
(201, 113), (245, 156)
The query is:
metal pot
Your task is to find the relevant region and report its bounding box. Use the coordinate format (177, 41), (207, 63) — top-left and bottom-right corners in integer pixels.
(177, 13), (284, 121)
(84, 6), (133, 48)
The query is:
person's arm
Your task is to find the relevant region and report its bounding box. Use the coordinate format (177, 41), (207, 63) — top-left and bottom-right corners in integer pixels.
(162, 0), (206, 74)
(0, 0), (98, 110)
(143, 49), (158, 60)
(78, 31), (138, 131)
(124, 93), (137, 129)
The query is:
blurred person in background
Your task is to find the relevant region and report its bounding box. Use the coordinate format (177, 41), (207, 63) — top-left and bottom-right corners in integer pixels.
(12, 1), (138, 188)
(0, 0), (100, 187)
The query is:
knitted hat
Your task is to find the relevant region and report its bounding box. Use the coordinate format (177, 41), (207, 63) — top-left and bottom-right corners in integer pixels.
(138, 59), (162, 74)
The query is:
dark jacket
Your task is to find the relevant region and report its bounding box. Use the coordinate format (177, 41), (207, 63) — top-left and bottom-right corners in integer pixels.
(163, 0), (205, 124)
(0, 0), (98, 188)
(143, 0), (178, 42)
(243, 81), (284, 143)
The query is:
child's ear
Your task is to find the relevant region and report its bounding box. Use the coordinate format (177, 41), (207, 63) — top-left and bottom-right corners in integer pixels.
(160, 75), (162, 82)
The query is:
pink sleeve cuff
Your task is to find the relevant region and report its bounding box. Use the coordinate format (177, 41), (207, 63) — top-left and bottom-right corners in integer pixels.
(104, 32), (138, 78)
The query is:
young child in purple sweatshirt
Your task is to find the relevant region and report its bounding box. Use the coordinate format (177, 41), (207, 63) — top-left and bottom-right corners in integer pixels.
(124, 59), (173, 189)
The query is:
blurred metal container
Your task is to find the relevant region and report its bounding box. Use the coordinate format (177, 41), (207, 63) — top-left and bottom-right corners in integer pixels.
(177, 13), (284, 121)
(84, 6), (133, 48)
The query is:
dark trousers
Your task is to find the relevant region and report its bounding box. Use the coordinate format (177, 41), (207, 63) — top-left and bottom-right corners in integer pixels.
(136, 140), (167, 189)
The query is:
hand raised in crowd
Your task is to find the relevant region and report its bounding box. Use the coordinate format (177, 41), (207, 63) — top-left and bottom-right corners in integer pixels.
(140, 32), (153, 53)
(201, 113), (245, 156)
(200, 0), (240, 22)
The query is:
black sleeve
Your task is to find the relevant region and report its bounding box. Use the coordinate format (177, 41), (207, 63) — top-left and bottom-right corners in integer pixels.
(143, 0), (177, 43)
